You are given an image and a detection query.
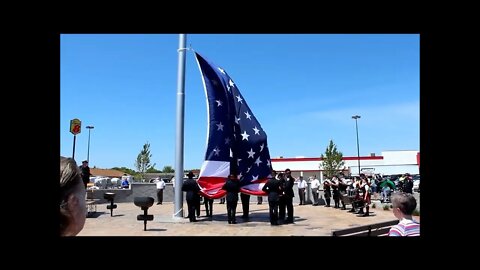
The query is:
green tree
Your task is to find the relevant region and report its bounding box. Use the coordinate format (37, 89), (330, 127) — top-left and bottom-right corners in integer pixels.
(320, 140), (345, 179)
(146, 167), (162, 173)
(134, 142), (156, 181)
(111, 167), (136, 175)
(162, 166), (174, 173)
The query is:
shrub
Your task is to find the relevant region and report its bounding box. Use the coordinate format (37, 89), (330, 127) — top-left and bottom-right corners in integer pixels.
(412, 209), (420, 216)
(371, 203), (376, 209)
(383, 204), (390, 210)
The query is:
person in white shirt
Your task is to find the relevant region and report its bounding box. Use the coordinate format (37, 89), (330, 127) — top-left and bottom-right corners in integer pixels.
(155, 178), (166, 205)
(297, 176), (307, 205)
(310, 176), (321, 205)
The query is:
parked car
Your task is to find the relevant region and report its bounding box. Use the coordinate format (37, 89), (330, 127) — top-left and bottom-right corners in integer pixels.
(413, 179), (420, 192)
(149, 177), (172, 183)
(149, 178), (158, 183)
(162, 178), (172, 183)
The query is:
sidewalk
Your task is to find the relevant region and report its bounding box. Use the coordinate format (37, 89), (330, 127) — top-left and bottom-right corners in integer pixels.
(77, 200), (406, 236)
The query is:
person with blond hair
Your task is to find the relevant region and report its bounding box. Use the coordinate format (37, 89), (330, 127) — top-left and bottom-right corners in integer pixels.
(388, 192), (420, 236)
(60, 156), (87, 236)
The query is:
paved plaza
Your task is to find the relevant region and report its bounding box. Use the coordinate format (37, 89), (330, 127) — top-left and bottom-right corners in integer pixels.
(77, 198), (419, 236)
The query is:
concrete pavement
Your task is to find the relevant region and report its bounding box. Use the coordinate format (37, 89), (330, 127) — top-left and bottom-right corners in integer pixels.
(77, 198), (416, 236)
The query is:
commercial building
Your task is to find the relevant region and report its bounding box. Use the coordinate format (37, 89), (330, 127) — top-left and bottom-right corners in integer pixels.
(271, 150), (419, 179)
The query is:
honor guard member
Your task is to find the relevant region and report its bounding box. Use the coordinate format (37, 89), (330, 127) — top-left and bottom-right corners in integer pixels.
(323, 179), (332, 207)
(240, 192), (251, 219)
(181, 171), (201, 222)
(284, 169), (295, 224)
(221, 173), (241, 224)
(262, 170), (281, 225)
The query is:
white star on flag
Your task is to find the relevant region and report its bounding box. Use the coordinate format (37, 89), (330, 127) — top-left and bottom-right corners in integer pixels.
(216, 122), (224, 131)
(236, 95), (243, 103)
(253, 126), (260, 135)
(255, 156), (262, 166)
(241, 131), (250, 141)
(247, 148), (255, 158)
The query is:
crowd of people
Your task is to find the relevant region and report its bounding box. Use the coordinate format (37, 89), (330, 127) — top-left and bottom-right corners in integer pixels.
(61, 157), (419, 236)
(174, 169), (419, 235)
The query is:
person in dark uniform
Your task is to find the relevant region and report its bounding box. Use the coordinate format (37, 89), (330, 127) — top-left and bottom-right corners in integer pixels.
(349, 177), (362, 213)
(277, 172), (287, 221)
(257, 196), (263, 205)
(195, 198), (201, 218)
(323, 179), (332, 207)
(262, 170), (281, 225)
(331, 176), (340, 208)
(403, 175), (414, 194)
(221, 173), (241, 224)
(338, 177), (348, 210)
(79, 160), (91, 189)
(203, 196), (214, 218)
(240, 192), (250, 219)
(284, 168), (295, 224)
(359, 178), (371, 216)
(181, 171), (201, 222)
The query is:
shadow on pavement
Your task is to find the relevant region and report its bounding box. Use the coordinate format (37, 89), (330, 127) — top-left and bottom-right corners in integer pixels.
(147, 228), (167, 232)
(86, 212), (106, 218)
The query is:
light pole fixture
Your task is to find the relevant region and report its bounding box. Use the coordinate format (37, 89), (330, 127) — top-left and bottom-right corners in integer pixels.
(86, 125), (94, 163)
(351, 115), (361, 176)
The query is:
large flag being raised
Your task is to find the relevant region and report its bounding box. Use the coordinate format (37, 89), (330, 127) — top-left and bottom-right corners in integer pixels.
(195, 52), (272, 199)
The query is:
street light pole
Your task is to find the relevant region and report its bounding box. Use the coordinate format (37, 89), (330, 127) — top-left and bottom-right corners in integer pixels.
(86, 125), (94, 163)
(352, 115), (361, 175)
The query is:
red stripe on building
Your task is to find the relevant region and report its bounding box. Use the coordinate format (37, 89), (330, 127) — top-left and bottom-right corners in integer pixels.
(272, 156), (384, 162)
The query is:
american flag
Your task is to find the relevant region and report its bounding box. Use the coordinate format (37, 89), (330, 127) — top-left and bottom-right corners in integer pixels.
(195, 52), (272, 199)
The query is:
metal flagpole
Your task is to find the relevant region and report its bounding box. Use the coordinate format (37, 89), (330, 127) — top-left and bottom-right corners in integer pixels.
(174, 34), (187, 218)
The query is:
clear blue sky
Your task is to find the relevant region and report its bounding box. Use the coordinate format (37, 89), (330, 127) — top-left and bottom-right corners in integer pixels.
(60, 34), (419, 171)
